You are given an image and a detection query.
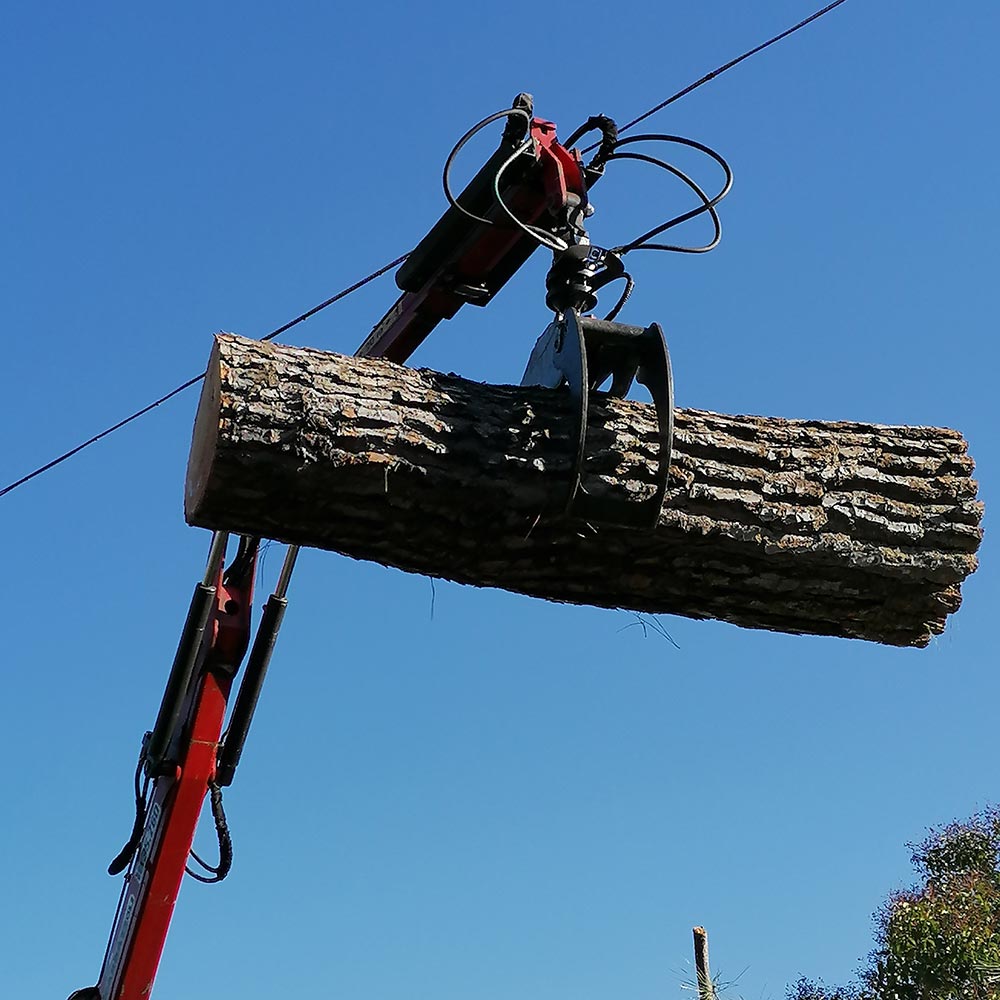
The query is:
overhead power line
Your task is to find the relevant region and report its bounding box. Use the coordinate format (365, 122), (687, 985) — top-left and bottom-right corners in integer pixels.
(1, 0), (851, 501)
(0, 252), (409, 500)
(613, 0), (851, 139)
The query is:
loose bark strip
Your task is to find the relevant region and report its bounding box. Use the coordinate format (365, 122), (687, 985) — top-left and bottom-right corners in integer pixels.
(185, 334), (982, 647)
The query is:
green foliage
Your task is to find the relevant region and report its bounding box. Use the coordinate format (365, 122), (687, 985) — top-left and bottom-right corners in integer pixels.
(788, 809), (1000, 1000)
(786, 976), (864, 999)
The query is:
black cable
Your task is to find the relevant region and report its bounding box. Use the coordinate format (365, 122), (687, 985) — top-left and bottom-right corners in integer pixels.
(563, 115), (619, 177)
(223, 534), (259, 587)
(445, 106), (731, 283)
(611, 134), (733, 249)
(447, 119), (572, 253)
(107, 747), (151, 876)
(185, 781), (233, 883)
(442, 106), (532, 228)
(562, 140), (724, 320)
(0, 251), (409, 500)
(583, 0), (851, 151)
(446, 111), (617, 252)
(605, 148), (728, 255)
(0, 375), (205, 502)
(258, 251), (410, 344)
(603, 273), (634, 323)
(612, 160), (717, 253)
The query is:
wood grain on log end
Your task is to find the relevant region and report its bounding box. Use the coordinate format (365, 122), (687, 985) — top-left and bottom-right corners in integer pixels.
(186, 334), (984, 648)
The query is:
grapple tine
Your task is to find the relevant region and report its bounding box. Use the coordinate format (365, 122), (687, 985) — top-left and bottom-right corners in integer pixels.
(521, 311), (589, 514)
(522, 310), (673, 528)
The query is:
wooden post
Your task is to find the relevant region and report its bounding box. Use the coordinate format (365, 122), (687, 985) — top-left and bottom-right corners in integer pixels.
(693, 926), (715, 1000)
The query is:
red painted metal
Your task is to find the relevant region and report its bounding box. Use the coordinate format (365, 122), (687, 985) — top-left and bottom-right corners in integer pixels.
(530, 117), (586, 213)
(96, 556), (256, 999)
(83, 108), (586, 1000)
(90, 275), (421, 996)
(100, 676), (227, 999)
(360, 118), (586, 363)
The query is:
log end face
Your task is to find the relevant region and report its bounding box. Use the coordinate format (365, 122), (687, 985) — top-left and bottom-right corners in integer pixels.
(184, 336), (225, 527)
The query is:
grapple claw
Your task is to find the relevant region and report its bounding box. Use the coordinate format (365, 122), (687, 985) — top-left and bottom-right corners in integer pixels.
(522, 308), (673, 528)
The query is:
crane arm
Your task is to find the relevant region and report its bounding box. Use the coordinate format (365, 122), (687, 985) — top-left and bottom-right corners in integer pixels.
(68, 96), (610, 1000)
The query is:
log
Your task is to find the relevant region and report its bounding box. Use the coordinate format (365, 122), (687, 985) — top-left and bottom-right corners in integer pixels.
(185, 334), (983, 647)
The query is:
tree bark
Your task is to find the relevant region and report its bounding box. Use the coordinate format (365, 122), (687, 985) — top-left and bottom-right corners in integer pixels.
(186, 334), (982, 647)
(693, 927), (716, 1000)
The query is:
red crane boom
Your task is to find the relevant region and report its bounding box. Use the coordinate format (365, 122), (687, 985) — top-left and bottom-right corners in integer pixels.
(69, 95), (593, 1000)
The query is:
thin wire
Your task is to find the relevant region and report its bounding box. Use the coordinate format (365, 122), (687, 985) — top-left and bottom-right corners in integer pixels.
(0, 252), (409, 500)
(260, 251), (408, 342)
(583, 0), (851, 150)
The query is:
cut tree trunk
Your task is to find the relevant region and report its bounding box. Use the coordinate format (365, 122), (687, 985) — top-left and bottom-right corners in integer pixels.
(186, 334), (983, 647)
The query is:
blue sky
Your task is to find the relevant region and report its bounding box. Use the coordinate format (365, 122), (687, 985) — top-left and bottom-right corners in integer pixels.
(2, 2), (996, 998)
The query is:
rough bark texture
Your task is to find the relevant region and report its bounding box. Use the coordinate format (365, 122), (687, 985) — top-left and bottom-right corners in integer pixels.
(693, 927), (715, 1000)
(186, 334), (983, 647)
